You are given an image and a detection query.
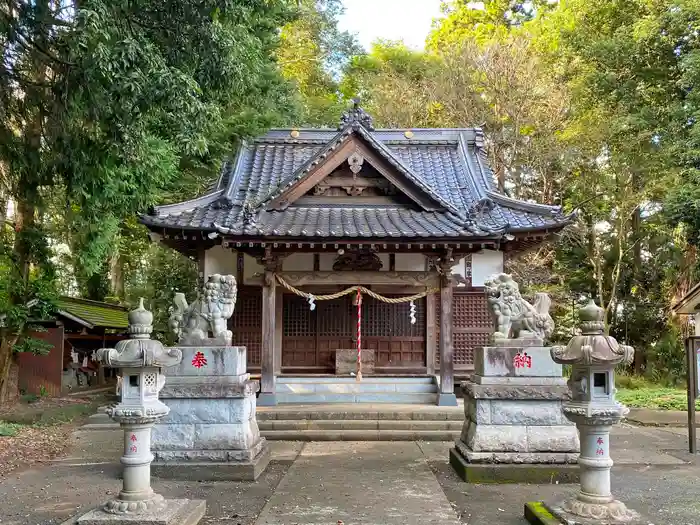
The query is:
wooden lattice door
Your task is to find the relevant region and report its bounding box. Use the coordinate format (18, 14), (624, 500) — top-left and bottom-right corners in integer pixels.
(281, 292), (427, 372)
(436, 288), (492, 370)
(281, 293), (354, 371)
(282, 294), (318, 368)
(363, 295), (426, 369)
(230, 286), (262, 369)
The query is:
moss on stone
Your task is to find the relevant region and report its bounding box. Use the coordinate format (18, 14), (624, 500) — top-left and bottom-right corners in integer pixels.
(524, 501), (561, 524)
(450, 448), (579, 484)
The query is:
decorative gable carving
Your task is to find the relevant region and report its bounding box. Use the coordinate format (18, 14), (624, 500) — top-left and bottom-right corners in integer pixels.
(308, 164), (397, 198)
(265, 134), (447, 212)
(333, 249), (383, 271)
(348, 150), (364, 176)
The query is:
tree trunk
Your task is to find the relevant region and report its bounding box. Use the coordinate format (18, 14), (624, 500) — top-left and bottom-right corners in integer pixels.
(0, 335), (20, 405)
(110, 251), (126, 300)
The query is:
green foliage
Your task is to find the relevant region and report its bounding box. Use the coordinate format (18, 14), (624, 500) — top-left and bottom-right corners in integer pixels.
(0, 0), (301, 399)
(278, 0), (360, 126)
(428, 0), (554, 48)
(644, 327), (686, 386)
(616, 385), (696, 411)
(124, 242), (197, 344)
(0, 421), (23, 437)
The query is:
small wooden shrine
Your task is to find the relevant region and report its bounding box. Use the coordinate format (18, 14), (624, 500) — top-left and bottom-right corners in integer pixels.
(140, 102), (571, 405)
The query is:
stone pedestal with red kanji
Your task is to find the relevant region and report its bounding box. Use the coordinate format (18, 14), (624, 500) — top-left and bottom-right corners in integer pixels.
(450, 341), (580, 483)
(151, 346), (270, 481)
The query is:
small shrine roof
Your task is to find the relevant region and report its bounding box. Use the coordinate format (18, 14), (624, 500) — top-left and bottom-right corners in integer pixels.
(55, 297), (129, 330)
(141, 104), (571, 241)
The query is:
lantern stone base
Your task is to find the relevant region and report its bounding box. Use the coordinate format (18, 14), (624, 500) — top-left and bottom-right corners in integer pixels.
(73, 499), (205, 525)
(524, 500), (644, 525)
(152, 347), (270, 481)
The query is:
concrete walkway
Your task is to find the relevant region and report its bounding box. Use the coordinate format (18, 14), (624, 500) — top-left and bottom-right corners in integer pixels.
(254, 442), (460, 525)
(3, 423), (700, 524)
(626, 408), (694, 427)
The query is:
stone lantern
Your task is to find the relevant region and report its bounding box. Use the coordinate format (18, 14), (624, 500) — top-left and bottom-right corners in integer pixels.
(526, 300), (640, 524)
(75, 299), (205, 525)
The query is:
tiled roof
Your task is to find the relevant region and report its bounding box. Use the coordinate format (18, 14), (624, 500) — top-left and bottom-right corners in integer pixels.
(56, 297), (129, 329)
(141, 110), (570, 239)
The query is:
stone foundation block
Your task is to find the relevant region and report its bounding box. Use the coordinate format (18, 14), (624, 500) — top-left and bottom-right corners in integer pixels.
(462, 381), (571, 401)
(153, 439), (265, 463)
(193, 421), (260, 450)
(152, 425), (195, 451)
(160, 378), (258, 399)
(462, 422), (579, 453)
(455, 440), (578, 464)
(527, 425), (579, 452)
(336, 348), (375, 375)
(165, 346), (247, 378)
(475, 346), (562, 377)
(152, 443), (270, 481)
(472, 376), (568, 386)
(154, 345), (269, 481)
(450, 448), (579, 484)
(464, 421), (528, 452)
(489, 400), (570, 426)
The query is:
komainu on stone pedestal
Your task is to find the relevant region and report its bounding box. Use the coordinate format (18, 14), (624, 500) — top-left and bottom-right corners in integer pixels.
(450, 276), (579, 484)
(484, 273), (554, 343)
(169, 274), (237, 346)
(152, 346), (270, 481)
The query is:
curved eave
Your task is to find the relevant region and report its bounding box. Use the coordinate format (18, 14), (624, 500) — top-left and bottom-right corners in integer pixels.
(150, 189), (225, 216)
(486, 190), (563, 215)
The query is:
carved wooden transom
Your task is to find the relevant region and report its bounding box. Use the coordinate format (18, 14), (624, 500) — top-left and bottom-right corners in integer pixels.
(333, 249), (384, 271)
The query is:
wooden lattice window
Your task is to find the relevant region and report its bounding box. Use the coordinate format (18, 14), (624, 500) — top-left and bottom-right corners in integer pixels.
(283, 295), (314, 337)
(362, 296), (425, 337)
(230, 287), (262, 367)
(317, 296), (354, 337)
(436, 289), (493, 369)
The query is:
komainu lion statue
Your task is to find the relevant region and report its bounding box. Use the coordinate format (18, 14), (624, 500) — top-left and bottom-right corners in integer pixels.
(484, 273), (554, 342)
(169, 274), (237, 346)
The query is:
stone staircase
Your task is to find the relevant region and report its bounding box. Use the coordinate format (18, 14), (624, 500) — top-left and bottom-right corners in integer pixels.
(83, 401), (464, 441)
(257, 403), (463, 441)
(275, 376), (439, 404)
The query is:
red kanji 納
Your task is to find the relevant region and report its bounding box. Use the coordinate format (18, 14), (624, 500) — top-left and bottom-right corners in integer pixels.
(596, 448), (604, 455)
(129, 445), (137, 453)
(513, 352), (532, 369)
(191, 351), (208, 368)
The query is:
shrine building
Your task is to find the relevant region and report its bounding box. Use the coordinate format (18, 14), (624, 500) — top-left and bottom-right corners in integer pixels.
(140, 102), (571, 406)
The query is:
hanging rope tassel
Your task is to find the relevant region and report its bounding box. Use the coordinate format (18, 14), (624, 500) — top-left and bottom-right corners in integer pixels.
(409, 300), (416, 325)
(356, 288), (362, 382)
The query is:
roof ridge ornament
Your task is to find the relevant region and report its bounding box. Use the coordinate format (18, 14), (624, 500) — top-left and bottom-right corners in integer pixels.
(338, 98), (375, 131)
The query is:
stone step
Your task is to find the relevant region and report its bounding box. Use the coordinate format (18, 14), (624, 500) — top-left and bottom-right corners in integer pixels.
(275, 392), (439, 404)
(257, 403), (464, 421)
(277, 376), (435, 384)
(261, 429), (461, 441)
(259, 419), (463, 431)
(275, 382), (438, 394)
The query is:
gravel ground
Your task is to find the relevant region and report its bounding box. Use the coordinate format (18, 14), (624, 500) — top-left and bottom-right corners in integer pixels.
(0, 429), (296, 525)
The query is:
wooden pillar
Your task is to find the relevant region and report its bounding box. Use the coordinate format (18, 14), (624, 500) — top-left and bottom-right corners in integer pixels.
(275, 288), (283, 374)
(438, 269), (458, 406)
(426, 289), (437, 375)
(258, 270), (277, 406)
